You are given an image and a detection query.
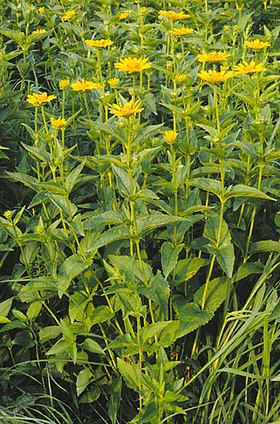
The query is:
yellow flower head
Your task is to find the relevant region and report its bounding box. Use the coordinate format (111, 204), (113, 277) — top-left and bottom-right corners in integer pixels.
(27, 92), (56, 106)
(109, 99), (143, 117)
(119, 12), (130, 20)
(32, 29), (47, 35)
(164, 130), (178, 144)
(175, 74), (187, 83)
(3, 210), (13, 220)
(198, 69), (233, 84)
(85, 39), (113, 48)
(59, 79), (70, 90)
(244, 39), (271, 50)
(71, 80), (103, 92)
(233, 60), (266, 74)
(159, 10), (190, 21)
(196, 51), (230, 63)
(62, 10), (76, 21)
(170, 27), (194, 36)
(140, 7), (147, 14)
(38, 7), (45, 14)
(50, 117), (67, 129)
(108, 78), (120, 88)
(114, 57), (152, 73)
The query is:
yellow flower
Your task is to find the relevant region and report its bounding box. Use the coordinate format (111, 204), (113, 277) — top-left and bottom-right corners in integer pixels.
(119, 12), (130, 20)
(85, 39), (113, 48)
(244, 39), (271, 50)
(109, 100), (143, 117)
(175, 74), (187, 83)
(140, 7), (147, 14)
(223, 25), (230, 31)
(114, 57), (152, 73)
(159, 10), (190, 21)
(62, 10), (76, 21)
(164, 130), (178, 144)
(170, 27), (194, 36)
(233, 60), (266, 74)
(198, 69), (233, 83)
(108, 78), (120, 88)
(31, 29), (47, 35)
(59, 79), (70, 90)
(196, 51), (230, 63)
(50, 117), (67, 129)
(38, 6), (45, 13)
(71, 80), (103, 92)
(27, 92), (56, 106)
(3, 210), (13, 220)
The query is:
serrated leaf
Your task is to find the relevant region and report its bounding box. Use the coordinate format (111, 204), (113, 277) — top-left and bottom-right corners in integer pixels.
(194, 277), (227, 312)
(173, 300), (214, 338)
(225, 184), (275, 201)
(85, 226), (133, 252)
(0, 298), (13, 317)
(81, 338), (105, 355)
(77, 368), (92, 397)
(111, 164), (138, 196)
(187, 178), (222, 197)
(140, 271), (170, 319)
(39, 326), (61, 342)
(137, 214), (187, 235)
(57, 254), (91, 297)
(27, 301), (42, 320)
(65, 161), (85, 193)
(175, 257), (209, 283)
(117, 358), (139, 391)
(161, 242), (184, 278)
(250, 240), (280, 255)
(89, 305), (114, 326)
(108, 378), (122, 424)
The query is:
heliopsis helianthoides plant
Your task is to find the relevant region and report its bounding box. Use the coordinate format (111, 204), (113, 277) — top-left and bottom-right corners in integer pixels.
(158, 10), (190, 20)
(84, 39), (113, 48)
(233, 60), (267, 74)
(170, 27), (194, 36)
(1, 1), (280, 424)
(114, 57), (152, 74)
(114, 57), (152, 93)
(61, 10), (76, 21)
(244, 39), (271, 50)
(26, 92), (56, 106)
(109, 99), (143, 117)
(198, 69), (233, 83)
(196, 51), (231, 63)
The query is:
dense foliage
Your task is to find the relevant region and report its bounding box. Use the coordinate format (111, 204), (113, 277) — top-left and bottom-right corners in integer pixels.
(0, 0), (279, 423)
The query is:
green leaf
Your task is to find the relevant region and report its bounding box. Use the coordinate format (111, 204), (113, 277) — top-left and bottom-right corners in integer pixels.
(77, 369), (92, 397)
(109, 255), (153, 285)
(89, 305), (114, 326)
(117, 358), (139, 391)
(6, 171), (39, 191)
(27, 301), (42, 321)
(111, 164), (138, 196)
(140, 271), (170, 319)
(140, 321), (174, 345)
(39, 326), (61, 342)
(108, 378), (122, 424)
(204, 212), (235, 277)
(144, 92), (158, 115)
(161, 242), (184, 278)
(83, 210), (126, 231)
(224, 184), (275, 201)
(173, 300), (214, 338)
(0, 298), (13, 317)
(48, 194), (77, 216)
(187, 178), (222, 197)
(81, 338), (105, 355)
(234, 262), (263, 282)
(137, 213), (187, 235)
(57, 254), (91, 297)
(194, 277), (227, 312)
(65, 161), (85, 193)
(46, 339), (68, 356)
(85, 226), (133, 252)
(175, 257), (209, 283)
(250, 240), (280, 255)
